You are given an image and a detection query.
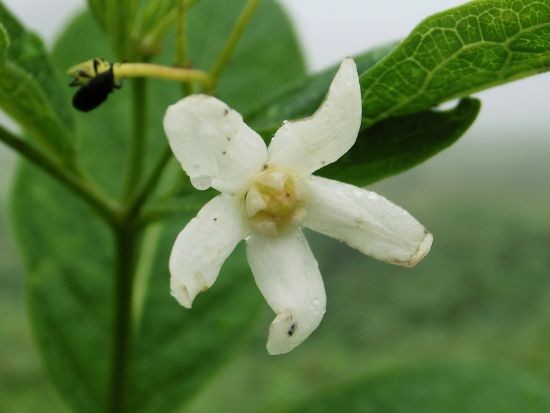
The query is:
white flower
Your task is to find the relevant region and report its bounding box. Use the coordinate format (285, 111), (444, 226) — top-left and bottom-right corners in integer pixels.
(163, 59), (433, 355)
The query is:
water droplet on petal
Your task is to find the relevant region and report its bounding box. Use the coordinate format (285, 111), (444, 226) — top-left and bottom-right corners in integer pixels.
(191, 175), (212, 190)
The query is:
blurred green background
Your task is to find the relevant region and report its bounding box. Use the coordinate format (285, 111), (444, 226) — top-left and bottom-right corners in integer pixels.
(2, 131), (549, 412)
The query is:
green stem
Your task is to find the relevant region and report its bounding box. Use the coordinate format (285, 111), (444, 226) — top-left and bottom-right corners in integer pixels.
(176, 0), (192, 96)
(137, 191), (211, 228)
(123, 77), (148, 201)
(107, 224), (138, 413)
(207, 0), (261, 92)
(113, 63), (211, 86)
(0, 125), (118, 225)
(130, 145), (173, 217)
(176, 0), (188, 68)
(137, 202), (198, 228)
(140, 0), (201, 55)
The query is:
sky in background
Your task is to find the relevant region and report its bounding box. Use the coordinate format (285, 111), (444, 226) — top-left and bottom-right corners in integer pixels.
(1, 0), (548, 141)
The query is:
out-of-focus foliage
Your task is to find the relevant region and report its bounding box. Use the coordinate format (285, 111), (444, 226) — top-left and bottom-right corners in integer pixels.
(0, 23), (8, 54)
(85, 0), (138, 58)
(288, 363), (550, 413)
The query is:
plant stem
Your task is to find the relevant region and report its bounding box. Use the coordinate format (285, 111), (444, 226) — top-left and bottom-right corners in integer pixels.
(114, 63), (211, 86)
(0, 125), (118, 225)
(107, 223), (138, 413)
(123, 78), (148, 201)
(130, 145), (173, 217)
(137, 200), (201, 228)
(137, 189), (213, 228)
(176, 0), (193, 96)
(176, 0), (188, 68)
(103, 2), (263, 409)
(207, 0), (261, 92)
(140, 0), (201, 54)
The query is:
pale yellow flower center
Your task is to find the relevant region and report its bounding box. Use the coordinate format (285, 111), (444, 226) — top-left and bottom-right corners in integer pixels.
(244, 168), (307, 236)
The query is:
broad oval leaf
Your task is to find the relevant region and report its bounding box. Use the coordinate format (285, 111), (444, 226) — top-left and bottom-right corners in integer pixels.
(288, 363), (550, 413)
(361, 0), (550, 126)
(11, 2), (305, 413)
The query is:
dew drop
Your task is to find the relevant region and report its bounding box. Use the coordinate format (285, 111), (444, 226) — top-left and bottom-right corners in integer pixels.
(191, 175), (212, 190)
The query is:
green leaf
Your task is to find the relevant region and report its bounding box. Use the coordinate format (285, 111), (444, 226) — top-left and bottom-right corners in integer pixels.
(247, 43), (397, 133)
(287, 363), (550, 413)
(11, 2), (305, 413)
(0, 2), (74, 159)
(85, 0), (107, 28)
(361, 0), (550, 126)
(318, 98), (481, 186)
(0, 23), (8, 56)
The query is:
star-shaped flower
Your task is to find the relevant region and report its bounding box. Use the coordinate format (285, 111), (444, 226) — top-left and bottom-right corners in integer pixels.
(163, 59), (432, 355)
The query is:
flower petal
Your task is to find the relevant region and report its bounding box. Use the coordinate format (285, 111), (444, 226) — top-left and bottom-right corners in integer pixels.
(304, 176), (433, 267)
(164, 95), (268, 194)
(246, 230), (326, 355)
(169, 195), (249, 308)
(267, 58), (362, 174)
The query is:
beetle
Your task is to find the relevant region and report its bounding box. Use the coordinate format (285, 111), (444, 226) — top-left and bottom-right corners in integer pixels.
(68, 58), (121, 112)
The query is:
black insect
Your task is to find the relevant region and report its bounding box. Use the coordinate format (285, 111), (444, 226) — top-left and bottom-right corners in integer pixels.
(68, 58), (121, 112)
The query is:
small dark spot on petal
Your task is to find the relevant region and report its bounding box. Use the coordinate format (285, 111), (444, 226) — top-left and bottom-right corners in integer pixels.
(262, 164), (269, 170)
(321, 160), (326, 165)
(226, 136), (231, 141)
(213, 217), (218, 222)
(287, 322), (297, 337)
(222, 151), (227, 155)
(223, 109), (229, 116)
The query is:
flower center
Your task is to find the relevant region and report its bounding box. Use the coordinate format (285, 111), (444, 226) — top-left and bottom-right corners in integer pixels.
(244, 168), (307, 236)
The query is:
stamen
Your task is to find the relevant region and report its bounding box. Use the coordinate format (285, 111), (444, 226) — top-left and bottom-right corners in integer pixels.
(245, 168), (306, 236)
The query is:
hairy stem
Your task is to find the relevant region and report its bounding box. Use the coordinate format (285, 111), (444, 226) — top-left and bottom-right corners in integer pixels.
(207, 0), (262, 92)
(0, 125), (118, 225)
